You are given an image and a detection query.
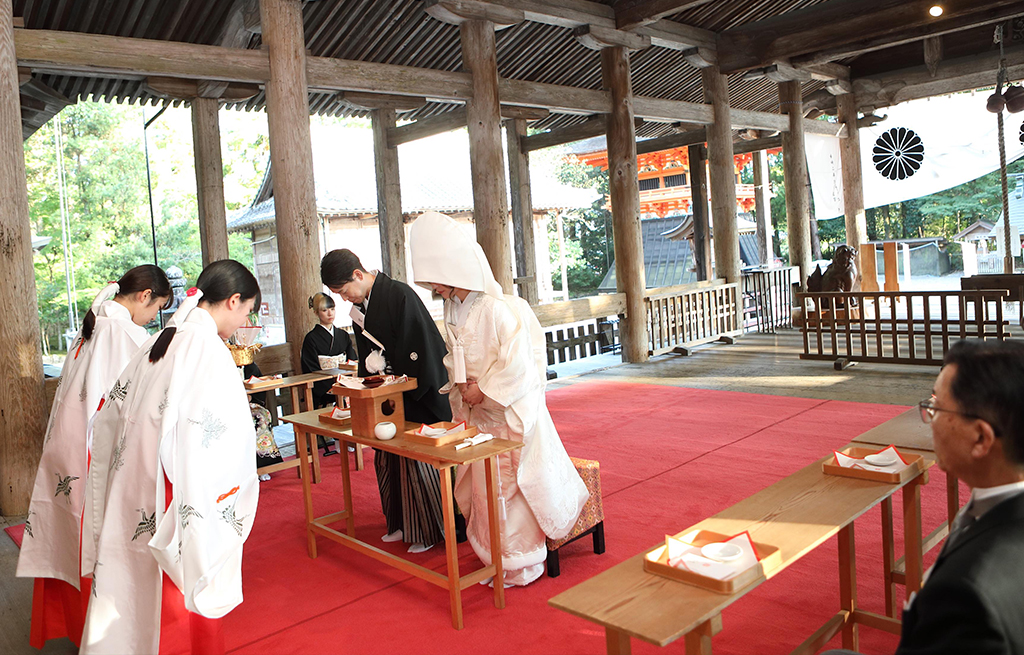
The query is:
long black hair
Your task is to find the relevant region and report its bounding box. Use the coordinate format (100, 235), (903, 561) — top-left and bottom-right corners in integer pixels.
(80, 265), (171, 343)
(150, 260), (261, 363)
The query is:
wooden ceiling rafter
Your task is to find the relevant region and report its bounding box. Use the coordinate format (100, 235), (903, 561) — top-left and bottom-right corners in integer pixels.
(717, 0), (1024, 74)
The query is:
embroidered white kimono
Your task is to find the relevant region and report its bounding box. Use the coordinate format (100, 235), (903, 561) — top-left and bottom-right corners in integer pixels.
(80, 302), (258, 655)
(17, 298), (148, 588)
(410, 212), (588, 586)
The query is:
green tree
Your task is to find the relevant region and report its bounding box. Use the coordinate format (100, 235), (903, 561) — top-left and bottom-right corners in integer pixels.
(552, 157), (614, 298)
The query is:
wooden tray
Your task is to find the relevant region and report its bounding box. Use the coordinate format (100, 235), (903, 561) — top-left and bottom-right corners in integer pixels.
(643, 529), (781, 594)
(318, 407), (351, 428)
(329, 376), (418, 399)
(244, 376), (283, 391)
(404, 421), (479, 447)
(823, 446), (924, 484)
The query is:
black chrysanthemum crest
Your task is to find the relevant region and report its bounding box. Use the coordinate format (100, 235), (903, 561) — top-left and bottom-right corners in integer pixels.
(873, 127), (925, 181)
(1019, 122), (1023, 146)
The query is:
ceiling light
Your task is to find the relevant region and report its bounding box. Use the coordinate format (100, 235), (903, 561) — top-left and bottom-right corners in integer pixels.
(929, 5), (943, 17)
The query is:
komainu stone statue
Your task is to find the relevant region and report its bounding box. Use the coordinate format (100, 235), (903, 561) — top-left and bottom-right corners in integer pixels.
(806, 245), (858, 307)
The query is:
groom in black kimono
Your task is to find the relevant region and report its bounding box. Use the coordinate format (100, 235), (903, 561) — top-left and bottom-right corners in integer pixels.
(321, 249), (457, 551)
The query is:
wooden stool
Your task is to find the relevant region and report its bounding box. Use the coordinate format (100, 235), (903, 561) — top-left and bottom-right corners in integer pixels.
(546, 457), (605, 578)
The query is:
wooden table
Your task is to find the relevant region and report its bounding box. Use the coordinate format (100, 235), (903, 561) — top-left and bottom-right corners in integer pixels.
(281, 409), (523, 629)
(849, 406), (961, 617)
(549, 444), (931, 655)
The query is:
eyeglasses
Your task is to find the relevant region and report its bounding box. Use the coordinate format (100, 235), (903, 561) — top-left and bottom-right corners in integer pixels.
(918, 396), (983, 424)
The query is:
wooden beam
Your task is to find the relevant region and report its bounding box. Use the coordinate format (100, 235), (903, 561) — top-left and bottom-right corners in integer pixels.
(452, 0), (716, 51)
(792, 3), (1023, 68)
(702, 65), (740, 284)
(923, 36), (942, 77)
(144, 76), (258, 101)
(500, 105), (549, 121)
(12, 28), (843, 136)
(461, 20), (513, 293)
(799, 61), (851, 81)
(753, 149), (772, 265)
(340, 91), (427, 111)
(200, 0), (260, 98)
(424, 0), (525, 28)
(733, 135), (782, 155)
(387, 107), (468, 147)
(522, 115), (607, 151)
(601, 46), (648, 363)
(260, 0), (322, 373)
(837, 93), (868, 284)
(688, 143), (710, 281)
(506, 117), (539, 304)
(854, 45), (1024, 109)
(718, 0), (1021, 74)
(681, 46), (716, 68)
(613, 0), (715, 31)
(17, 65), (28, 84)
(780, 81), (812, 291)
(573, 24), (651, 51)
(636, 127), (704, 155)
(825, 78), (854, 95)
(0, 0), (47, 515)
(192, 96), (229, 267)
(371, 108), (406, 282)
(765, 62), (811, 83)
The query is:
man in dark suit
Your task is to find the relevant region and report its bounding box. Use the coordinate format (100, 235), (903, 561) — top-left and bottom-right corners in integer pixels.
(827, 340), (1024, 655)
(320, 250), (454, 553)
(894, 339), (1024, 654)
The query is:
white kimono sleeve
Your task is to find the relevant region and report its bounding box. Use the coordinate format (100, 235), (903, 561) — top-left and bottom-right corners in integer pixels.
(148, 349), (258, 619)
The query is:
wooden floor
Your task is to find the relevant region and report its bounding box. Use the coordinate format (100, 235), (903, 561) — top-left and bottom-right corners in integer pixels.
(0, 328), (938, 655)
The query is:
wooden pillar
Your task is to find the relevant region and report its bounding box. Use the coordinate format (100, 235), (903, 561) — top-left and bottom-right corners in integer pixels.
(460, 20), (512, 293)
(779, 81), (812, 290)
(260, 0), (322, 371)
(506, 118), (539, 304)
(191, 96), (229, 267)
(701, 66), (740, 284)
(688, 144), (711, 282)
(371, 108), (406, 282)
(601, 46), (648, 364)
(0, 1), (47, 515)
(837, 93), (868, 286)
(753, 148), (773, 266)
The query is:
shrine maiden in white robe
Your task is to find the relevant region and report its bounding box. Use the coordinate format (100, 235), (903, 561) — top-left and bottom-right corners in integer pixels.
(17, 285), (149, 588)
(410, 212), (588, 586)
(80, 294), (258, 654)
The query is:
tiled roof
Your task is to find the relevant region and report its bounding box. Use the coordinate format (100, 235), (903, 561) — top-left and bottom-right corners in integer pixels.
(229, 124), (599, 232)
(598, 215), (763, 292)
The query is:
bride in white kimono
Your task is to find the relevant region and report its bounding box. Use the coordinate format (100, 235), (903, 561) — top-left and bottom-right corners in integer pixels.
(410, 212), (589, 586)
(81, 259), (261, 655)
(17, 265), (170, 649)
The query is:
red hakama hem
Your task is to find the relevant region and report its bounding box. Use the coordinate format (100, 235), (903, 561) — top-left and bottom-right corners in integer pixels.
(28, 576), (90, 649)
(157, 473), (225, 655)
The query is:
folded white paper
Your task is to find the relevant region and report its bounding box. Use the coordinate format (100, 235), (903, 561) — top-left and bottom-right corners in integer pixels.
(454, 433), (494, 451)
(415, 421), (467, 438)
(833, 445), (909, 474)
(330, 406), (351, 420)
(666, 531), (760, 581)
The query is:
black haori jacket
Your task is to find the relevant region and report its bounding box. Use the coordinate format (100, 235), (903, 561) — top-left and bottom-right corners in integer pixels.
(353, 272), (452, 425)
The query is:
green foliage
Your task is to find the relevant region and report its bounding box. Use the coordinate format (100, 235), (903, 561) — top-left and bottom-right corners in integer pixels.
(551, 157), (614, 298)
(26, 102), (264, 351)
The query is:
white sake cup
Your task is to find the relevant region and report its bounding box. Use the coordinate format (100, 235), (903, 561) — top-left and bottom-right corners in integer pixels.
(374, 421), (397, 441)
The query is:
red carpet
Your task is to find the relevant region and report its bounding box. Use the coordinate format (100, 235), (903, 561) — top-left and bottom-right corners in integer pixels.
(5, 524), (24, 548)
(10, 383), (964, 654)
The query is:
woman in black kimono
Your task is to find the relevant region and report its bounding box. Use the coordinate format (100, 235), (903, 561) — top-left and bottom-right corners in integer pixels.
(301, 293), (358, 409)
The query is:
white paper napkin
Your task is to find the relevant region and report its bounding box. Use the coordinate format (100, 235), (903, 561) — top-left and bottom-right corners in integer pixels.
(454, 433), (494, 451)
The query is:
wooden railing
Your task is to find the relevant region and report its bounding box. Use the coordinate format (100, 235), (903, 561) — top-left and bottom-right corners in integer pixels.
(645, 280), (742, 356)
(533, 293), (626, 366)
(797, 290), (1010, 367)
(742, 267), (796, 333)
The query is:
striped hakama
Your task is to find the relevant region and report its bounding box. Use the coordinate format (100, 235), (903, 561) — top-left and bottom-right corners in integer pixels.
(374, 452), (446, 547)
